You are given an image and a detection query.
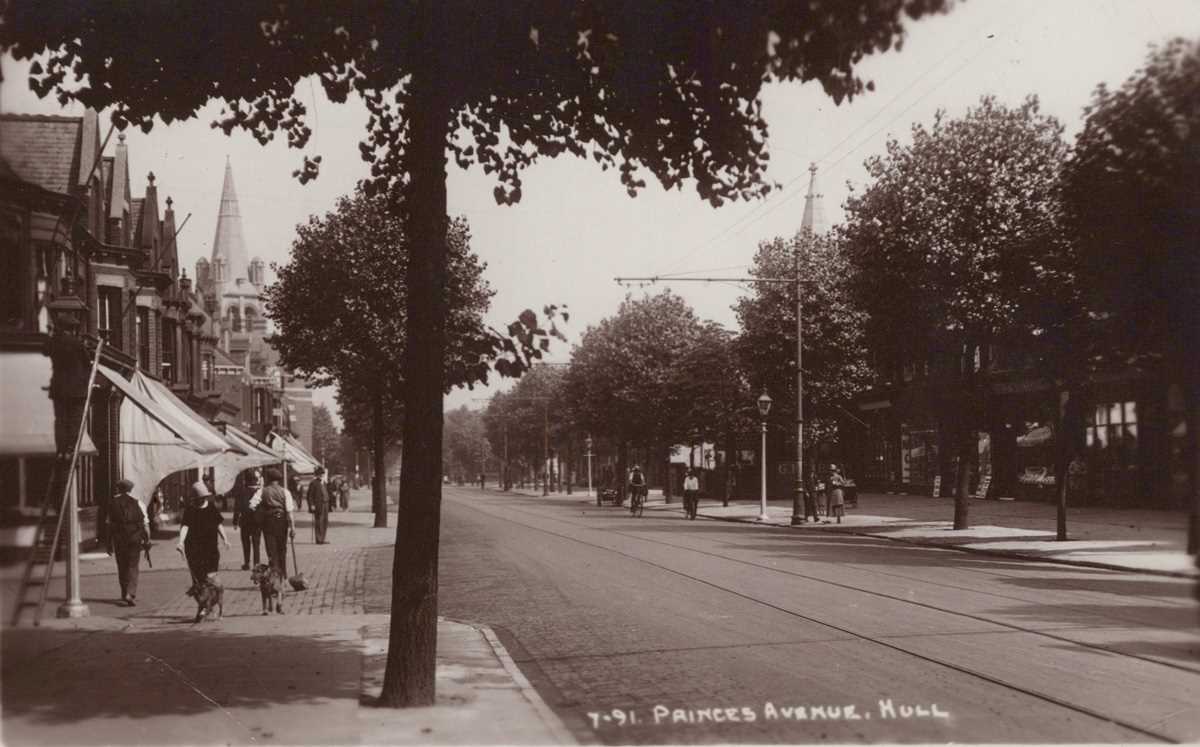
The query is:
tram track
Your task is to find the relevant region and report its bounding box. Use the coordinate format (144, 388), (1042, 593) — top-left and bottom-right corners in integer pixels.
(446, 491), (1199, 743)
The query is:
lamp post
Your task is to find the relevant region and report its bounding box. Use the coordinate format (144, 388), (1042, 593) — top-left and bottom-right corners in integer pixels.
(586, 435), (595, 504)
(757, 391), (773, 522)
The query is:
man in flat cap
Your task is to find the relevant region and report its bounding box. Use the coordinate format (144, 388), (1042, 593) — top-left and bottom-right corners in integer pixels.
(105, 478), (150, 606)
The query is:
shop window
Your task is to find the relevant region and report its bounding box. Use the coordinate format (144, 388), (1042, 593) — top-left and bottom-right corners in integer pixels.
(1085, 400), (1139, 503)
(1086, 401), (1138, 459)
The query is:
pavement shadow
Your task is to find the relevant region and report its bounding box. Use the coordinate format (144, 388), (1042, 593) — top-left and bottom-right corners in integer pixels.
(1, 623), (362, 726)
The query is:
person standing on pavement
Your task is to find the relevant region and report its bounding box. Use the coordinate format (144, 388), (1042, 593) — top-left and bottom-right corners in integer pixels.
(252, 468), (297, 576)
(105, 478), (149, 606)
(232, 470), (263, 570)
(339, 478), (350, 511)
(683, 468), (700, 519)
(177, 481), (229, 585)
(826, 464), (847, 524)
(308, 467), (331, 544)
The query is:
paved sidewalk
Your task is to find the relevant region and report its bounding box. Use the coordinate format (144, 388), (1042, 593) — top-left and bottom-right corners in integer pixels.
(640, 491), (1198, 578)
(1, 499), (577, 746)
(521, 485), (1195, 578)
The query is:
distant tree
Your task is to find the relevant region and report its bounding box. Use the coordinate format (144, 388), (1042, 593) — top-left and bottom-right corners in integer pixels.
(564, 291), (706, 496)
(443, 407), (490, 484)
(668, 322), (755, 475)
(734, 230), (872, 480)
(843, 96), (1072, 529)
(4, 0), (951, 704)
(484, 366), (566, 491)
(1062, 38), (1200, 553)
(265, 192), (545, 528)
(311, 405), (344, 474)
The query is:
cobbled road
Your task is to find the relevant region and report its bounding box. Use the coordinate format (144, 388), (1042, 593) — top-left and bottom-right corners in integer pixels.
(432, 486), (1200, 745)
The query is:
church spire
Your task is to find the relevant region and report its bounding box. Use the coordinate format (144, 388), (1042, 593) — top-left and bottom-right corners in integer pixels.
(211, 159), (250, 288)
(800, 162), (826, 235)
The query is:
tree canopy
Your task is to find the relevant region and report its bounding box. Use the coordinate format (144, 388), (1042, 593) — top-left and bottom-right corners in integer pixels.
(843, 95), (1071, 528)
(5, 1), (948, 204)
(264, 192), (499, 398)
(1063, 38), (1199, 358)
(734, 230), (872, 453)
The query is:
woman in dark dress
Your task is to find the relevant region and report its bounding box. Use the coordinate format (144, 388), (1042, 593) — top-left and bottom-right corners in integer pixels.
(177, 480), (229, 585)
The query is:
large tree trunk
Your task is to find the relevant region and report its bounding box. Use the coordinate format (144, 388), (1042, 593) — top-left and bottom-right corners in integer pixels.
(379, 5), (451, 708)
(372, 391), (387, 529)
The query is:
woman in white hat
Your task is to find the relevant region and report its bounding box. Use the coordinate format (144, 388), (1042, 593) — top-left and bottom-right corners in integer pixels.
(177, 479), (229, 585)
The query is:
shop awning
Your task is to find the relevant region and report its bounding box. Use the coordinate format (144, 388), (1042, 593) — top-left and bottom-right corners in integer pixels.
(271, 432), (320, 475)
(210, 424), (280, 495)
(0, 351), (97, 457)
(1018, 425), (1053, 447)
(97, 365), (235, 503)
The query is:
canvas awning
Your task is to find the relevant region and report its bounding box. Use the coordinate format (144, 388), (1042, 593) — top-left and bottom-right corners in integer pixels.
(271, 432), (320, 475)
(210, 425), (280, 495)
(0, 351), (97, 456)
(97, 365), (234, 503)
(1017, 425), (1054, 447)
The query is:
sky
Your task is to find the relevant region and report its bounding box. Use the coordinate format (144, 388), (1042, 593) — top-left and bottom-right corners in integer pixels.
(2, 0), (1197, 427)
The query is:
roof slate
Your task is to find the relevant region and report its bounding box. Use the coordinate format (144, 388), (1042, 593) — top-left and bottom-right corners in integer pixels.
(0, 114), (83, 195)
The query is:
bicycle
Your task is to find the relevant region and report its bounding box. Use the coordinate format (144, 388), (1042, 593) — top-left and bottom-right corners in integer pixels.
(683, 491), (698, 520)
(629, 485), (646, 517)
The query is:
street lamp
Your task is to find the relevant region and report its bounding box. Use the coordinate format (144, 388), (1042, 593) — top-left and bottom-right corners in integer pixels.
(757, 390), (773, 522)
(586, 435), (595, 504)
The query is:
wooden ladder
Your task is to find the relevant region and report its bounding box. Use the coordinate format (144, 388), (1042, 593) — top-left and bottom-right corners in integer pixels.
(8, 339), (105, 627)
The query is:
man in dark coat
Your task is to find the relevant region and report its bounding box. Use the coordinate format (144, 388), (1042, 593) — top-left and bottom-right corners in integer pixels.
(232, 470), (263, 570)
(105, 479), (149, 606)
(308, 467), (330, 544)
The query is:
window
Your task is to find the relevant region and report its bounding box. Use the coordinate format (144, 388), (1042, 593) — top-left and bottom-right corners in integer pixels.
(162, 318), (177, 382)
(96, 286), (123, 348)
(136, 307), (151, 370)
(1086, 400), (1138, 455)
(201, 353), (214, 391)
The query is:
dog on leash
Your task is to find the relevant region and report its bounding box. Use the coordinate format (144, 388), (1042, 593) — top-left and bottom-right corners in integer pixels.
(186, 573), (224, 623)
(250, 563), (285, 615)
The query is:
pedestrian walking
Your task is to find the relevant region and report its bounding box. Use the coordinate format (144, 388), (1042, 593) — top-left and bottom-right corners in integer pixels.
(232, 470), (263, 570)
(147, 487), (163, 536)
(177, 481), (229, 585)
(803, 470), (821, 523)
(338, 478), (350, 511)
(105, 478), (149, 606)
(309, 467), (331, 544)
(683, 468), (700, 519)
(826, 464), (846, 524)
(251, 468), (297, 577)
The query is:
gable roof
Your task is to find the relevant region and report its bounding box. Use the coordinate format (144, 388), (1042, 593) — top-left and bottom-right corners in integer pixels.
(0, 113), (83, 195)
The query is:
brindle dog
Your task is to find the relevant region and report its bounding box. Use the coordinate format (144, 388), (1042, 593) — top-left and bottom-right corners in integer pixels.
(250, 563), (285, 614)
(186, 573), (224, 623)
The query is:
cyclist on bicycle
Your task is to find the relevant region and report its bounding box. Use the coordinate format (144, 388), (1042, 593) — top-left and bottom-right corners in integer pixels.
(628, 465), (647, 512)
